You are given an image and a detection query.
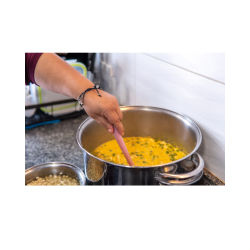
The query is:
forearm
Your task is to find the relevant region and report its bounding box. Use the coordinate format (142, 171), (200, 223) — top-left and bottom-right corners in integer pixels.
(34, 53), (94, 100)
(33, 52), (124, 135)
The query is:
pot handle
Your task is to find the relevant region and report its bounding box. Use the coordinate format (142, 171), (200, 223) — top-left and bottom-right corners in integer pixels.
(157, 153), (204, 179)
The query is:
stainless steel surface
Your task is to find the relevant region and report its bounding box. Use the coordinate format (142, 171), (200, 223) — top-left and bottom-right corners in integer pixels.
(155, 153), (204, 185)
(154, 164), (178, 178)
(25, 162), (86, 185)
(76, 106), (203, 185)
(156, 153), (204, 179)
(157, 171), (203, 186)
(84, 158), (107, 185)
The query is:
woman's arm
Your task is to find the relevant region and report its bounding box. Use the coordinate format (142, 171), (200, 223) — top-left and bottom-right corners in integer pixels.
(34, 53), (124, 135)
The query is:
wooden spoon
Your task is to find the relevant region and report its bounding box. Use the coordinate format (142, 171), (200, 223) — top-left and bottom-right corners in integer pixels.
(112, 126), (134, 166)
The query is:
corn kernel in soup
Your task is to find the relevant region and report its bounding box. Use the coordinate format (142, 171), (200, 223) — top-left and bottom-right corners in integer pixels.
(92, 137), (186, 166)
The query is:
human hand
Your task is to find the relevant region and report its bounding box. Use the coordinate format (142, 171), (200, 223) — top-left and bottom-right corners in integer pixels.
(83, 89), (124, 136)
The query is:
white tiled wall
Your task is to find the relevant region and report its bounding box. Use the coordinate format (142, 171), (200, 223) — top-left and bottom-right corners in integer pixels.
(100, 53), (225, 182)
(145, 53), (225, 83)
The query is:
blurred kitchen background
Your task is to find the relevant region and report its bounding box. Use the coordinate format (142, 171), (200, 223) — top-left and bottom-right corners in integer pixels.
(25, 53), (225, 182)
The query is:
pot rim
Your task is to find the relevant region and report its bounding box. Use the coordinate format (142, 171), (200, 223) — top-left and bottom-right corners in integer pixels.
(76, 105), (202, 169)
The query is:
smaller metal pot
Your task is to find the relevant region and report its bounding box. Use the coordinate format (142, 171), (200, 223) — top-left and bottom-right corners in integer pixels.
(25, 162), (86, 185)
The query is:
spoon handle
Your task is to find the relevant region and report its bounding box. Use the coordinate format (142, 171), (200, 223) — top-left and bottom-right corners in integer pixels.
(113, 126), (134, 166)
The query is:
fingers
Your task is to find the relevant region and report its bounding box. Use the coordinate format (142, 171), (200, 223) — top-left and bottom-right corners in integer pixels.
(94, 115), (114, 133)
(103, 110), (124, 136)
(113, 120), (124, 136)
(116, 106), (123, 121)
(84, 91), (124, 135)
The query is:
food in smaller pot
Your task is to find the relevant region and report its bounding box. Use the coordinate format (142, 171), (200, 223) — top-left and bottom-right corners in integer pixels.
(27, 174), (80, 186)
(25, 162), (86, 186)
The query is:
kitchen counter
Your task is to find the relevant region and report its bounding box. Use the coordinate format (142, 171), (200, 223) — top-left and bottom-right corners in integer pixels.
(25, 114), (224, 186)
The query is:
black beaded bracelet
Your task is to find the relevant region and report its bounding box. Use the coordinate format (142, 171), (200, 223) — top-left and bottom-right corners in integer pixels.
(77, 85), (102, 107)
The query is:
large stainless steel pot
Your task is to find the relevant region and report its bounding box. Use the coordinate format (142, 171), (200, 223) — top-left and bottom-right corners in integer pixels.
(76, 106), (204, 185)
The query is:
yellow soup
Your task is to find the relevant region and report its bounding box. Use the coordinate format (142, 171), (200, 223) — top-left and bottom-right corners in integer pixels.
(92, 137), (186, 166)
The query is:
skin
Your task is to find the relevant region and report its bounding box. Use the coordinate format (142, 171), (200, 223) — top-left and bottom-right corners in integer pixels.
(34, 53), (124, 135)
